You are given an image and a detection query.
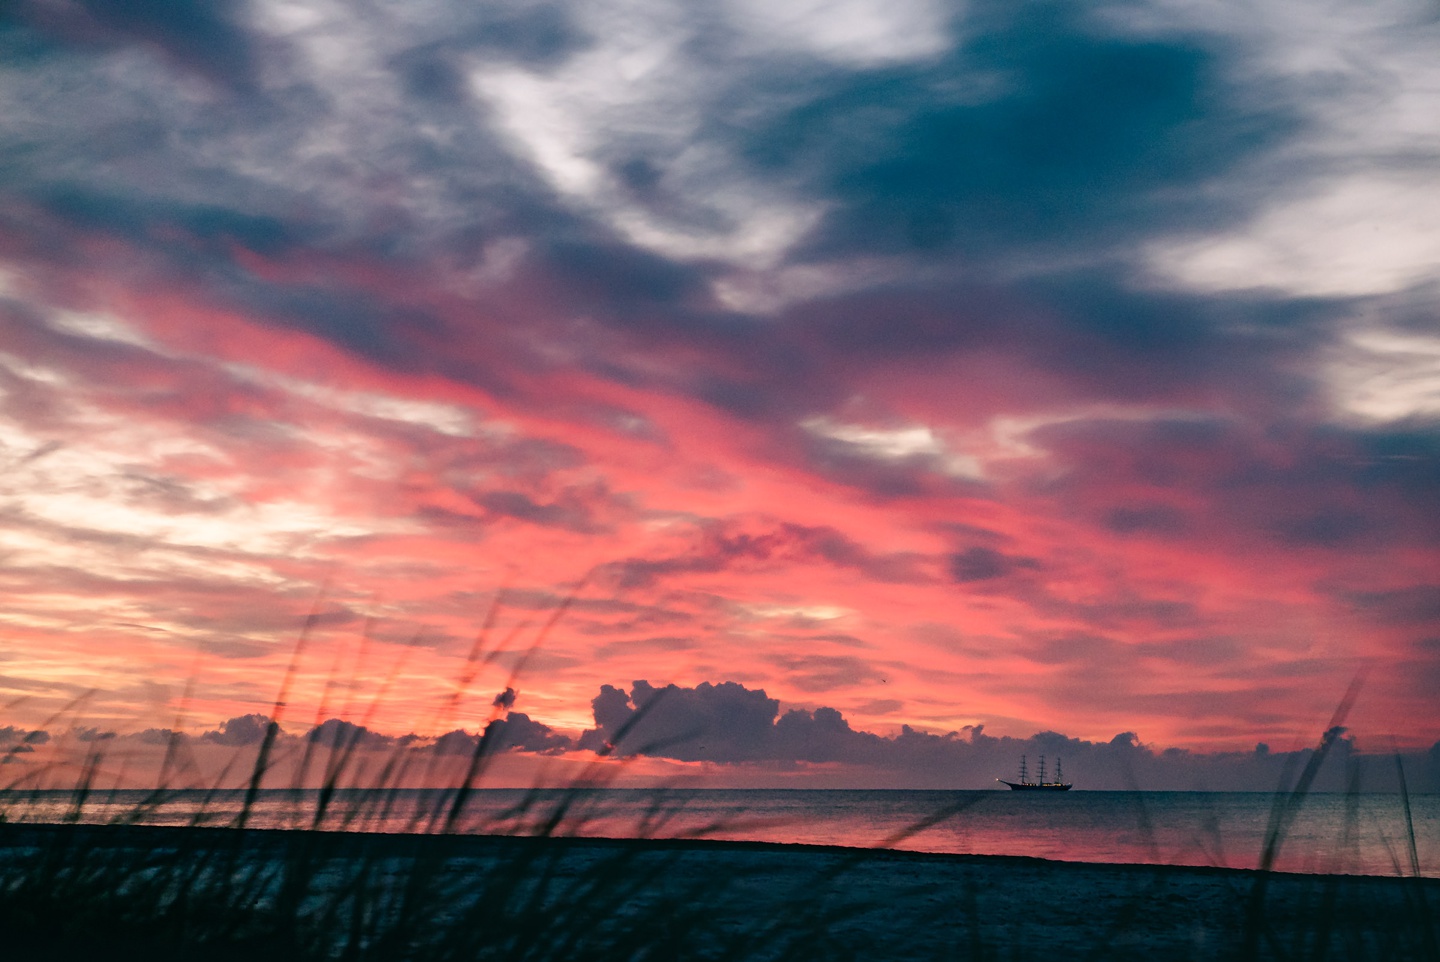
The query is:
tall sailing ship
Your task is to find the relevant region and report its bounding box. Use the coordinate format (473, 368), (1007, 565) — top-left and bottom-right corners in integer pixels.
(996, 753), (1072, 791)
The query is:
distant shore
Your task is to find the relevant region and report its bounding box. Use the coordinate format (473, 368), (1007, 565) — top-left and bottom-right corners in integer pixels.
(3, 822), (1437, 960)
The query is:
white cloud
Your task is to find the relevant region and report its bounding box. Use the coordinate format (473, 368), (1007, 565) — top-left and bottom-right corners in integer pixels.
(29, 295), (487, 442)
(1136, 0), (1440, 298)
(0, 349), (68, 387)
(1146, 174), (1440, 297)
(468, 0), (826, 270)
(737, 601), (852, 621)
(0, 265), (20, 297)
(1326, 324), (1440, 423)
(726, 0), (952, 67)
(986, 404), (1214, 458)
(802, 416), (983, 479)
(711, 259), (902, 314)
(46, 309), (164, 352)
(0, 353), (413, 571)
(221, 363), (487, 438)
(472, 66), (607, 197)
(0, 413), (383, 557)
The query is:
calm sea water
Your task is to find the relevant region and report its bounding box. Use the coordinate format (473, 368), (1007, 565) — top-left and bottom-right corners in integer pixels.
(4, 788), (1435, 878)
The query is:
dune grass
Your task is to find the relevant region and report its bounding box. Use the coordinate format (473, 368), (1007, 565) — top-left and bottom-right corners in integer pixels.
(0, 637), (1436, 960)
(0, 607), (906, 961)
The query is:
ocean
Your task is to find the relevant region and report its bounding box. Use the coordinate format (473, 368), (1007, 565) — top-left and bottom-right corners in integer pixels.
(4, 788), (1435, 878)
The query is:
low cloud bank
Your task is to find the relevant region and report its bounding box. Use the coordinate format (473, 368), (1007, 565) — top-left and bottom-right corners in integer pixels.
(202, 713), (277, 747)
(575, 681), (1440, 791)
(433, 713), (571, 756)
(0, 726), (49, 746)
(10, 682), (1437, 791)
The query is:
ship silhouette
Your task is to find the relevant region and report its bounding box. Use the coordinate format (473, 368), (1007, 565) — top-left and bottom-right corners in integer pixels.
(996, 753), (1072, 791)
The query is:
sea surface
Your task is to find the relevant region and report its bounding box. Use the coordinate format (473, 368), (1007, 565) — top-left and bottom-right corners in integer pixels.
(3, 788), (1435, 878)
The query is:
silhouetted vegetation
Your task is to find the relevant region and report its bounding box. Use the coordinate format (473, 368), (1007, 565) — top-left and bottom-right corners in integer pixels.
(0, 644), (1435, 960)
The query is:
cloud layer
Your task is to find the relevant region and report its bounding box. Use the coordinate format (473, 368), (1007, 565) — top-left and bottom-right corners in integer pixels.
(0, 0), (1437, 766)
(13, 682), (1439, 792)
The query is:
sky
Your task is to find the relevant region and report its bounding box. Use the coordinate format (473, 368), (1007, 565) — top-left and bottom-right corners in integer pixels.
(1, 0), (1438, 789)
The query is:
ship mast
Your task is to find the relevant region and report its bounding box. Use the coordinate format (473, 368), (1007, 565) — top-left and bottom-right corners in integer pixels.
(1056, 757), (1064, 784)
(1019, 755), (1028, 784)
(1038, 754), (1047, 785)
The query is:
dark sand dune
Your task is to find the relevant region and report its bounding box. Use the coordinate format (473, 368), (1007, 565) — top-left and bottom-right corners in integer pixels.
(2, 823), (1436, 960)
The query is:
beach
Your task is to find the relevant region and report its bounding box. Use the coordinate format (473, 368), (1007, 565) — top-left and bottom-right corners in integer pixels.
(3, 823), (1436, 960)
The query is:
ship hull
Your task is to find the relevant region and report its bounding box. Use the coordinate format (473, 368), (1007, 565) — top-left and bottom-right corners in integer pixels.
(997, 780), (1072, 791)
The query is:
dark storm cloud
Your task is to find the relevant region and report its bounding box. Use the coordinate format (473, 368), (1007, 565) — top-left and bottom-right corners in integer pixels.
(675, 6), (1361, 440)
(430, 712), (573, 755)
(306, 718), (393, 749)
(202, 713), (279, 746)
(536, 240), (714, 325)
(69, 725), (116, 742)
(1, 15), (578, 385)
(1275, 511), (1370, 548)
(391, 2), (587, 96)
(781, 284), (999, 360)
(746, 2), (1295, 261)
(578, 680), (783, 762)
(781, 276), (1344, 427)
(227, 281), (453, 373)
(386, 5), (591, 108)
(34, 186), (307, 258)
(576, 679), (950, 767)
(482, 712), (572, 754)
(515, 248), (818, 420)
(0, 726), (49, 746)
(432, 728), (480, 755)
(0, 0), (1337, 438)
(1016, 277), (1344, 409)
(9, 0), (260, 92)
(1035, 264), (1335, 347)
(9, 0), (1311, 418)
(467, 5), (588, 65)
(390, 47), (472, 106)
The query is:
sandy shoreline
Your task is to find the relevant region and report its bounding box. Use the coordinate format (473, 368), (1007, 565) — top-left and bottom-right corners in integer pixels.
(4, 823), (1437, 960)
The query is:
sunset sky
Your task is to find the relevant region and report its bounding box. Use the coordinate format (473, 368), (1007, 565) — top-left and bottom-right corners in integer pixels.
(1, 0), (1438, 782)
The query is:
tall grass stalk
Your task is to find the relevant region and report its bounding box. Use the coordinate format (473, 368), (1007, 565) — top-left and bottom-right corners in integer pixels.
(1, 640), (1437, 959)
